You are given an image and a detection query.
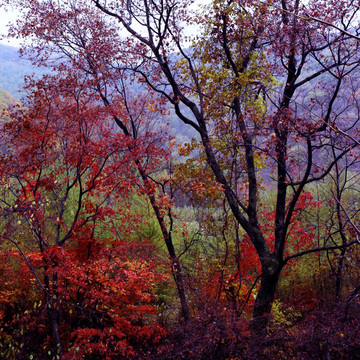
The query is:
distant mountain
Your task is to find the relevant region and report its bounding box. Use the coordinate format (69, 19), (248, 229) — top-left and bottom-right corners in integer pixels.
(0, 44), (198, 144)
(0, 44), (39, 99)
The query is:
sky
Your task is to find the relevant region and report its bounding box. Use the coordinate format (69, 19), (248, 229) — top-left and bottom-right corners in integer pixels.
(0, 7), (21, 47)
(0, 0), (210, 48)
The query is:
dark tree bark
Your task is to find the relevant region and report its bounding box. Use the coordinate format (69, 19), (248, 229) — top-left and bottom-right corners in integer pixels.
(44, 272), (63, 357)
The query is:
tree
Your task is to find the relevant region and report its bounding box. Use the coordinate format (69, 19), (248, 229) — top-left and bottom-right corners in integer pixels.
(0, 75), (167, 358)
(3, 0), (360, 356)
(3, 0), (191, 321)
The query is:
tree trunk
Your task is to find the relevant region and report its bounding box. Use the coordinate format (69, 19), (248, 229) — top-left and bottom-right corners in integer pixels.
(139, 167), (190, 322)
(247, 268), (280, 359)
(47, 302), (62, 356)
(171, 256), (190, 322)
(44, 272), (63, 357)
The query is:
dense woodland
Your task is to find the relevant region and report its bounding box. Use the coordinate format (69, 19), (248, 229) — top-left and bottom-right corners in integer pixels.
(0, 0), (360, 359)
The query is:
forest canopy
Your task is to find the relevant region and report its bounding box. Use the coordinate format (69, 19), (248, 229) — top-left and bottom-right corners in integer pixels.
(0, 0), (360, 359)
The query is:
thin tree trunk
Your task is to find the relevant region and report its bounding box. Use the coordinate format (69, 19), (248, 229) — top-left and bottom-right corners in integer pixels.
(99, 94), (191, 322)
(138, 167), (190, 322)
(44, 272), (63, 357)
(171, 256), (190, 321)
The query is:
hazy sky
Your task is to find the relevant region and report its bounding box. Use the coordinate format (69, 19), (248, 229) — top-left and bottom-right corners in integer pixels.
(0, 0), (209, 48)
(0, 7), (21, 47)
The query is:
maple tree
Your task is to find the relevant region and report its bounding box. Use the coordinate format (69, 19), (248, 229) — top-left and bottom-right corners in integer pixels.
(0, 75), (169, 358)
(3, 0), (192, 321)
(2, 0), (360, 358)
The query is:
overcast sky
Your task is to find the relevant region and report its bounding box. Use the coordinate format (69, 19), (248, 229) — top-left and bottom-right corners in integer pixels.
(0, 0), (209, 48)
(0, 7), (21, 47)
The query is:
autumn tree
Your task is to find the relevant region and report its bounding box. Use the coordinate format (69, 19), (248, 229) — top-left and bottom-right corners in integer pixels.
(0, 75), (168, 358)
(87, 0), (360, 343)
(2, 0), (191, 321)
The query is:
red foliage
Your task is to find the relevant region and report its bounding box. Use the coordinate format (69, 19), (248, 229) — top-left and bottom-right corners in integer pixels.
(0, 239), (167, 359)
(0, 72), (170, 358)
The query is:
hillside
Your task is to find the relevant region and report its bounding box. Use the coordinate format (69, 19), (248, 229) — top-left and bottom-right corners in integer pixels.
(0, 88), (18, 153)
(0, 88), (18, 109)
(0, 44), (39, 99)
